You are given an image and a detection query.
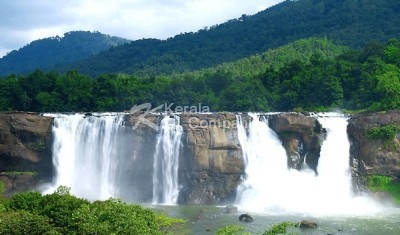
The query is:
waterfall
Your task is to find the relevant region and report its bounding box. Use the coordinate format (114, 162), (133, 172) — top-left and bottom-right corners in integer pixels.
(44, 113), (125, 201)
(44, 113), (182, 204)
(152, 115), (183, 205)
(236, 113), (382, 215)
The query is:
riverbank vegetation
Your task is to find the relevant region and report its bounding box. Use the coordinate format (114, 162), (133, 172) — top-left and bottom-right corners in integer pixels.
(0, 186), (185, 234)
(366, 175), (400, 204)
(0, 38), (399, 113)
(216, 222), (299, 235)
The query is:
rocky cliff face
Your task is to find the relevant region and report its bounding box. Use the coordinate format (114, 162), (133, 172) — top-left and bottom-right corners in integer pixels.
(268, 113), (324, 172)
(120, 113), (159, 202)
(0, 112), (326, 203)
(2, 111), (399, 205)
(348, 110), (400, 189)
(177, 113), (244, 204)
(0, 112), (53, 194)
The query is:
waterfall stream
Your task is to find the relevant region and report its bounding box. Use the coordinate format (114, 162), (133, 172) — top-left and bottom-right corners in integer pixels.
(44, 113), (125, 200)
(45, 113), (183, 204)
(44, 112), (383, 213)
(152, 115), (183, 205)
(236, 113), (382, 215)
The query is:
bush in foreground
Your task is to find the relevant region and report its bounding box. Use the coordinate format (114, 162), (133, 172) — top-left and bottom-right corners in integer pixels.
(0, 186), (185, 235)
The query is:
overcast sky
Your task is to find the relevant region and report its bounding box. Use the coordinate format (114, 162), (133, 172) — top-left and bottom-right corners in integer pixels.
(0, 0), (285, 58)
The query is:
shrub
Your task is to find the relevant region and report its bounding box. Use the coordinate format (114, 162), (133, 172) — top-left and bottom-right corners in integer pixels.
(8, 191), (43, 212)
(366, 175), (400, 204)
(0, 211), (59, 235)
(215, 225), (249, 235)
(38, 190), (90, 233)
(366, 125), (399, 141)
(263, 222), (298, 235)
(71, 198), (185, 235)
(1, 186), (185, 234)
(366, 175), (392, 191)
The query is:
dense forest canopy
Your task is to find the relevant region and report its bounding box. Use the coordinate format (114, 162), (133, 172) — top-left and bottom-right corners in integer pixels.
(57, 0), (400, 77)
(1, 38), (399, 112)
(0, 0), (399, 113)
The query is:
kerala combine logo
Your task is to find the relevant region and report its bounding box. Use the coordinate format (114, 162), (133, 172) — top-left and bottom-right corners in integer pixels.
(129, 103), (209, 130)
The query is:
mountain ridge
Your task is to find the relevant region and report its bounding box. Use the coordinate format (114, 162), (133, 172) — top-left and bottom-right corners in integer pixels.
(1, 0), (399, 77)
(65, 0), (400, 77)
(0, 31), (130, 76)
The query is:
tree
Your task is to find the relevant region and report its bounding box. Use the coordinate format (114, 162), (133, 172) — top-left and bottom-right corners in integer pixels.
(220, 77), (269, 111)
(35, 92), (63, 112)
(375, 64), (400, 110)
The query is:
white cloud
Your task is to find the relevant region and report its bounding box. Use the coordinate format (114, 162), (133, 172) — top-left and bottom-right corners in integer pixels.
(0, 0), (284, 58)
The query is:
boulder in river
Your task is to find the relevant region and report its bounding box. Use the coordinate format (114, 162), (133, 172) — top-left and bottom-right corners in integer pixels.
(299, 220), (318, 228)
(239, 213), (254, 222)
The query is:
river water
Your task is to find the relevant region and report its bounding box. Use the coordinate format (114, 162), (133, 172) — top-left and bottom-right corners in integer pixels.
(152, 205), (400, 235)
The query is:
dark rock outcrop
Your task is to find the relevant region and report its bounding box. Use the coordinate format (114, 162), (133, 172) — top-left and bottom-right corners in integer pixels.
(348, 110), (400, 190)
(0, 172), (39, 196)
(268, 113), (324, 172)
(299, 220), (318, 228)
(0, 112), (54, 194)
(239, 213), (254, 222)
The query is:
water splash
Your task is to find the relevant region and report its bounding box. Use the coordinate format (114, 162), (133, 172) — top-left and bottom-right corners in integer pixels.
(43, 113), (125, 200)
(236, 113), (383, 215)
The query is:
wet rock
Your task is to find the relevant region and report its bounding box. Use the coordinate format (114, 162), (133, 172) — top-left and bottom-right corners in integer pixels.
(239, 213), (254, 222)
(178, 113), (244, 205)
(347, 110), (400, 192)
(225, 205), (238, 213)
(268, 113), (324, 172)
(0, 172), (39, 196)
(0, 113), (54, 194)
(299, 220), (318, 228)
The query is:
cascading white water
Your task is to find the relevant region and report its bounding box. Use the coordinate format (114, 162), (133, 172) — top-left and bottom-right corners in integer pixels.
(236, 113), (382, 215)
(44, 113), (124, 201)
(152, 115), (183, 205)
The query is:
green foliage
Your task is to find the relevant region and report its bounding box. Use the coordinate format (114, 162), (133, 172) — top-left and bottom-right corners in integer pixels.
(0, 38), (399, 112)
(70, 199), (152, 234)
(374, 64), (400, 110)
(215, 225), (250, 235)
(48, 0), (400, 77)
(263, 222), (298, 235)
(0, 211), (59, 235)
(366, 175), (392, 191)
(27, 141), (47, 151)
(366, 175), (400, 204)
(0, 181), (7, 206)
(39, 191), (90, 233)
(0, 181), (4, 195)
(215, 222), (298, 235)
(8, 191), (43, 212)
(2, 0), (399, 78)
(155, 213), (186, 234)
(1, 186), (185, 234)
(366, 125), (399, 141)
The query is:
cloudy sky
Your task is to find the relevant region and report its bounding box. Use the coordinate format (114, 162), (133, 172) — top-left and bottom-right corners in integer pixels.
(0, 0), (285, 58)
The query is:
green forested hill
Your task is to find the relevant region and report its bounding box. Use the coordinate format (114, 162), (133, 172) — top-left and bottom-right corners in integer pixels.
(0, 31), (130, 76)
(187, 37), (349, 80)
(64, 0), (400, 77)
(1, 38), (399, 112)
